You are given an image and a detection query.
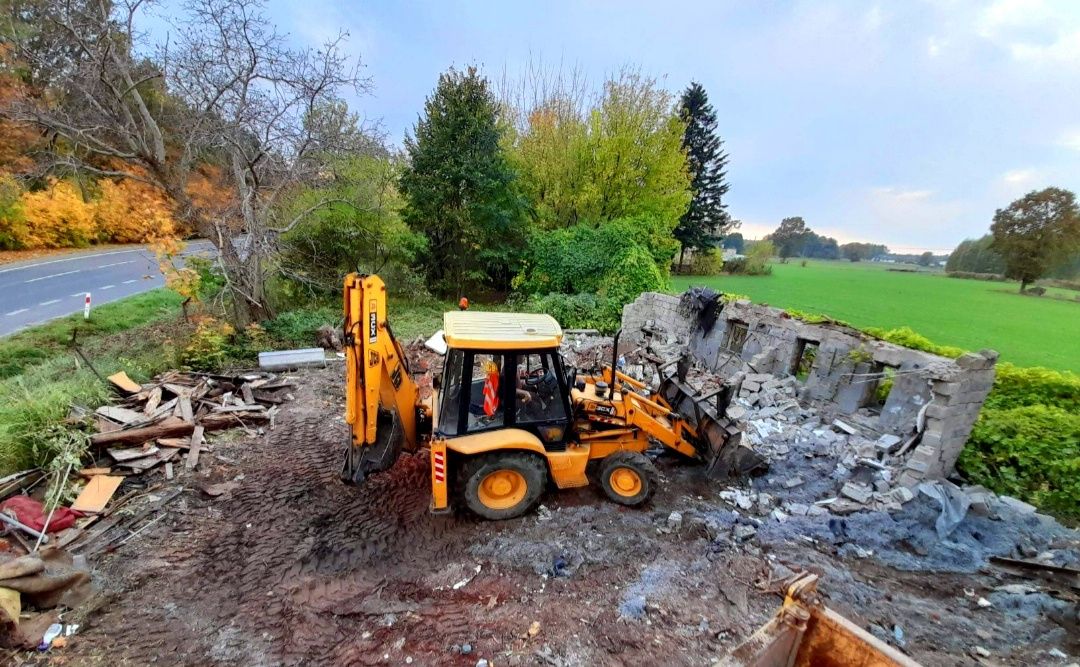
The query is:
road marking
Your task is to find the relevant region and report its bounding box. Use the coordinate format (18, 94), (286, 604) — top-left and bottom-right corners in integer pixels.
(71, 292), (87, 298)
(24, 269), (81, 283)
(5, 308), (28, 316)
(39, 299), (60, 306)
(122, 279), (138, 284)
(0, 248), (143, 274)
(100, 284), (115, 290)
(94, 260), (135, 269)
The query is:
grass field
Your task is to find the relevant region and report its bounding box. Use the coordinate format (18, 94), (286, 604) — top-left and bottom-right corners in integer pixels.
(673, 261), (1080, 373)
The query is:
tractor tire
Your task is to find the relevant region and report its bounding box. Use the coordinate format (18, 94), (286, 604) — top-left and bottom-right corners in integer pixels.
(459, 452), (548, 521)
(598, 451), (658, 507)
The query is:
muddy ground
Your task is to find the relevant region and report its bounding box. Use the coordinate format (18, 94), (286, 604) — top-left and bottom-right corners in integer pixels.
(22, 363), (1078, 667)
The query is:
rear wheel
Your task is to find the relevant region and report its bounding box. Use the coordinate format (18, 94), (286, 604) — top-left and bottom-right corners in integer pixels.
(599, 451), (658, 507)
(460, 452), (548, 520)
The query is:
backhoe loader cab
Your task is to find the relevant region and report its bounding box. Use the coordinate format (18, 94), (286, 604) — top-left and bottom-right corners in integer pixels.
(341, 273), (755, 521)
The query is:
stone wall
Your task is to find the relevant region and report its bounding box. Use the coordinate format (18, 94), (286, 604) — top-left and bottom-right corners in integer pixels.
(621, 291), (998, 484)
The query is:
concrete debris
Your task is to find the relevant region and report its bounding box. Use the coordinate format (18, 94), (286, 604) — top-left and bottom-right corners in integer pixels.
(840, 483), (873, 505)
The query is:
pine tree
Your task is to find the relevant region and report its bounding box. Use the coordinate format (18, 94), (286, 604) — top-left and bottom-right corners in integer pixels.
(400, 66), (524, 296)
(675, 82), (731, 267)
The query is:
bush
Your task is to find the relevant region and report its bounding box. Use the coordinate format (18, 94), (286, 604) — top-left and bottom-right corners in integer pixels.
(687, 248), (723, 275)
(983, 363), (1080, 412)
(262, 306), (339, 347)
(958, 405), (1080, 517)
(517, 292), (621, 333)
(946, 271), (1006, 281)
(180, 317), (234, 371)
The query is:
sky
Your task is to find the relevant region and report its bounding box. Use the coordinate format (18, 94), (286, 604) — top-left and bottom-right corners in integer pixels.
(149, 0), (1080, 253)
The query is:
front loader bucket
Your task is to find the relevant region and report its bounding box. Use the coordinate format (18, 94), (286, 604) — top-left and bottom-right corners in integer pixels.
(659, 377), (766, 479)
(341, 409), (404, 485)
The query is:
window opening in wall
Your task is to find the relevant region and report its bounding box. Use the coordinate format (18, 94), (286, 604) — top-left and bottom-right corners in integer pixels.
(873, 364), (898, 407)
(791, 339), (819, 382)
(726, 321), (749, 353)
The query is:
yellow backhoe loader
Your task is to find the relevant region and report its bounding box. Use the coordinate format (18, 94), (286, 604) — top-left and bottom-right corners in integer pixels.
(339, 274), (924, 666)
(339, 273), (762, 520)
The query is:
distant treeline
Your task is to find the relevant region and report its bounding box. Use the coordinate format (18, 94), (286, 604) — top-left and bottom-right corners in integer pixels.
(947, 234), (1080, 279)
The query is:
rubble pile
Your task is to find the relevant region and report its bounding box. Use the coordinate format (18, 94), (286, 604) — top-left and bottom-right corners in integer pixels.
(0, 368), (298, 650)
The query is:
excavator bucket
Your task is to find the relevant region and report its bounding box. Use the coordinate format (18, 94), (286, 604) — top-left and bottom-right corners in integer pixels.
(659, 376), (766, 479)
(340, 409), (404, 485)
(719, 574), (922, 667)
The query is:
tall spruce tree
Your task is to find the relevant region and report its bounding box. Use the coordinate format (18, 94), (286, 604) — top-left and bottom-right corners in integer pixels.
(675, 82), (731, 267)
(400, 66), (524, 297)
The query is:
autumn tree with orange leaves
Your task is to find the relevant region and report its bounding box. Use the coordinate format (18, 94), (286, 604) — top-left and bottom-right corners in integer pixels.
(2, 0), (372, 325)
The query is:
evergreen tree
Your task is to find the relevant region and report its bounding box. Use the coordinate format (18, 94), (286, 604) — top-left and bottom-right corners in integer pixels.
(400, 66), (524, 296)
(675, 82), (731, 266)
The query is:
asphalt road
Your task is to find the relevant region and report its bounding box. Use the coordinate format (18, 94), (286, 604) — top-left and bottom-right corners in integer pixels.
(0, 241), (214, 337)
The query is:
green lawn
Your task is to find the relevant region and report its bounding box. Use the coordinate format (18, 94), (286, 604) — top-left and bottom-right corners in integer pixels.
(673, 261), (1080, 373)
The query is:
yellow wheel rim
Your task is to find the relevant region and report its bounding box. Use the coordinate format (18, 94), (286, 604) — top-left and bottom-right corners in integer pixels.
(477, 470), (528, 510)
(609, 467), (643, 498)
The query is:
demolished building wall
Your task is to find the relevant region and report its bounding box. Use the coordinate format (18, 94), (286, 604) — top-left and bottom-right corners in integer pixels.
(621, 292), (998, 486)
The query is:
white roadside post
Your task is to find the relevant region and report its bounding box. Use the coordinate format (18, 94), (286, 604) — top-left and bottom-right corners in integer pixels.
(83, 293), (91, 320)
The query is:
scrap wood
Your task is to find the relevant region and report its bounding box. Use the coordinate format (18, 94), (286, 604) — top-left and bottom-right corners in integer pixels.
(241, 383), (254, 405)
(107, 445), (159, 462)
(70, 476), (123, 514)
(179, 396), (194, 423)
(186, 426), (204, 470)
(94, 416), (121, 434)
(117, 447), (180, 472)
(107, 371), (142, 394)
(91, 417), (191, 446)
(156, 437), (190, 450)
(94, 405), (144, 425)
(77, 468), (111, 478)
(990, 556), (1080, 591)
(78, 488), (181, 557)
(143, 386), (162, 415)
(0, 471), (44, 502)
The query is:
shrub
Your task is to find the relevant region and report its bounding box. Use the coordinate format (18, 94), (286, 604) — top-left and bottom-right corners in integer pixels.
(958, 405), (1080, 517)
(181, 317), (234, 371)
(262, 307), (339, 347)
(518, 292), (621, 333)
(983, 363), (1080, 412)
(685, 248), (723, 275)
(946, 271), (1006, 281)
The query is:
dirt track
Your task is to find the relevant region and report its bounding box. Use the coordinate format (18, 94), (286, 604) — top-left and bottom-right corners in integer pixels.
(47, 365), (1078, 667)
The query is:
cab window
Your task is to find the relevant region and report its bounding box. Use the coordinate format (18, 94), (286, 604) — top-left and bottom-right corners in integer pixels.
(437, 349), (465, 435)
(514, 352), (567, 425)
(467, 353), (506, 432)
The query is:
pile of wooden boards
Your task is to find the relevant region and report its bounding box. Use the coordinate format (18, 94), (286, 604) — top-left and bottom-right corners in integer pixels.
(87, 369), (293, 479)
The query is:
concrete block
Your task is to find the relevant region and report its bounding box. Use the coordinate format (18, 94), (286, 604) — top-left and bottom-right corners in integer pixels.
(905, 459), (930, 474)
(933, 381), (962, 396)
(978, 349), (1000, 363)
(956, 352), (989, 370)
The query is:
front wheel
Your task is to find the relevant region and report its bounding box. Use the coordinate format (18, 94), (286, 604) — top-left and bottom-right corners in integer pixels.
(459, 452), (548, 520)
(599, 451), (658, 507)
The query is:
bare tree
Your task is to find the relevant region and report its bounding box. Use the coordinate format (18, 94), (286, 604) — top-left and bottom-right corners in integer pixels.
(3, 0), (371, 324)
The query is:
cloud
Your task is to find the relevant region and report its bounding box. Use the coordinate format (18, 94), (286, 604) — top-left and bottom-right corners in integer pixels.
(1001, 168), (1037, 185)
(857, 187), (971, 251)
(975, 0), (1080, 66)
(1059, 128), (1080, 151)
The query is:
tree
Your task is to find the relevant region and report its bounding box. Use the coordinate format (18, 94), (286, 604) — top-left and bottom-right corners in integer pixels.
(946, 235), (1005, 274)
(2, 0), (370, 325)
(802, 233), (840, 260)
(674, 82), (731, 266)
(768, 217), (811, 259)
(504, 68), (690, 274)
(840, 242), (888, 262)
(722, 232), (745, 254)
(991, 187), (1080, 292)
(918, 251), (934, 267)
(401, 66), (524, 296)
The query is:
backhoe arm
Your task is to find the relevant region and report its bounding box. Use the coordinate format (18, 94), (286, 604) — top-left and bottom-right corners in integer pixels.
(341, 273), (425, 485)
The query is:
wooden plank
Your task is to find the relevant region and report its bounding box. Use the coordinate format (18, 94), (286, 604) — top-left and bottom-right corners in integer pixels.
(164, 462), (174, 480)
(179, 396), (194, 423)
(240, 383), (254, 405)
(78, 467), (112, 477)
(163, 383), (194, 398)
(117, 447), (180, 471)
(108, 445), (159, 462)
(71, 475), (124, 513)
(212, 404), (266, 413)
(252, 390), (284, 405)
(143, 387), (163, 415)
(107, 371), (142, 394)
(95, 405), (145, 425)
(156, 437), (190, 449)
(94, 416), (121, 434)
(150, 397), (178, 419)
(186, 426), (204, 470)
